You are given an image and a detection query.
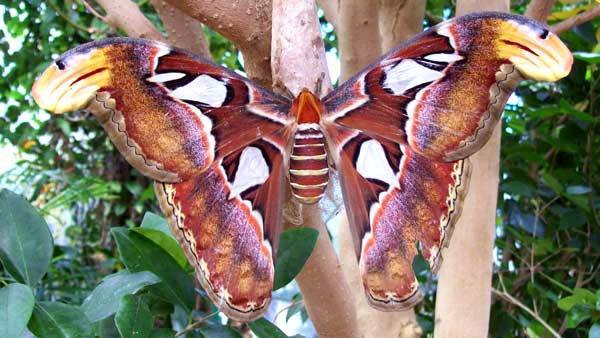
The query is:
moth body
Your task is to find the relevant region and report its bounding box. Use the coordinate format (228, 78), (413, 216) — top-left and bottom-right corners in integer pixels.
(289, 89), (329, 204)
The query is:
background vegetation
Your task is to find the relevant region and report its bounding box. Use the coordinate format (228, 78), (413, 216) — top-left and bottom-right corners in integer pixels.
(0, 0), (599, 337)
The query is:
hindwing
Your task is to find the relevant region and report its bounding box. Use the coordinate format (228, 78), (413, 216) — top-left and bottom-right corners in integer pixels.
(324, 124), (470, 308)
(155, 134), (288, 321)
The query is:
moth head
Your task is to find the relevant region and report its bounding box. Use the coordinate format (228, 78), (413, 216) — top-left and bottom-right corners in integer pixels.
(495, 19), (572, 82)
(32, 48), (110, 114)
(292, 88), (324, 124)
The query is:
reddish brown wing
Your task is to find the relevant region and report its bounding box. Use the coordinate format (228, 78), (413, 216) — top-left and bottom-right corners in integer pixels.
(32, 38), (294, 321)
(155, 133), (289, 321)
(324, 125), (470, 309)
(322, 12), (571, 162)
(33, 38), (292, 182)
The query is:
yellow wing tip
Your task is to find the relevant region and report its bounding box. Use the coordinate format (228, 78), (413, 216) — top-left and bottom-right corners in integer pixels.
(496, 21), (573, 82)
(32, 49), (110, 114)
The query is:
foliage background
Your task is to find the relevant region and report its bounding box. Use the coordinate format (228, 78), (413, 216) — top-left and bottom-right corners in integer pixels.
(0, 0), (599, 337)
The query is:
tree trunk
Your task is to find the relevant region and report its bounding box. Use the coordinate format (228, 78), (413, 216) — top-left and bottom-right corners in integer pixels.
(433, 1), (508, 337)
(338, 0), (381, 82)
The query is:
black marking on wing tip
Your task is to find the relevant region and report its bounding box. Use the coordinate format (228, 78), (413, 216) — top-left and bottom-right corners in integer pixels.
(380, 70), (394, 95)
(257, 141), (276, 171)
(55, 59), (66, 70)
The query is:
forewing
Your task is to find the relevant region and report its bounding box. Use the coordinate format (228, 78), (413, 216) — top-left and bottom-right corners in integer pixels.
(322, 12), (571, 162)
(155, 133), (288, 321)
(325, 125), (470, 309)
(32, 38), (292, 182)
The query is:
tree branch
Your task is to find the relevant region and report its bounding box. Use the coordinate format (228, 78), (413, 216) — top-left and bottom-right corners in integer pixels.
(150, 0), (211, 58)
(94, 0), (164, 40)
(163, 0), (272, 87)
(524, 0), (556, 23)
(551, 4), (600, 34)
(272, 2), (359, 337)
(492, 289), (561, 338)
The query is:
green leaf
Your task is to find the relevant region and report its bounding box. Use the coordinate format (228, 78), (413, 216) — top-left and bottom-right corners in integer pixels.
(115, 295), (153, 338)
(502, 181), (535, 197)
(558, 210), (588, 229)
(28, 302), (93, 338)
(558, 288), (596, 311)
(97, 315), (121, 338)
(0, 283), (35, 338)
(111, 228), (194, 311)
(541, 173), (564, 195)
(566, 306), (592, 328)
(286, 293), (304, 323)
(200, 325), (244, 338)
(557, 99), (596, 123)
(131, 228), (188, 268)
(248, 318), (289, 338)
(273, 228), (318, 290)
(558, 295), (580, 311)
(0, 189), (53, 286)
(140, 212), (173, 238)
(590, 324), (600, 338)
(81, 270), (161, 322)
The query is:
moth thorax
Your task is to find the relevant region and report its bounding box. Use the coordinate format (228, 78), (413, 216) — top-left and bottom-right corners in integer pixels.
(289, 124), (329, 204)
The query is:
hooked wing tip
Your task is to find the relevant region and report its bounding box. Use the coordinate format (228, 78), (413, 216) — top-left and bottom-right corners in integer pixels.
(495, 19), (572, 82)
(32, 48), (110, 114)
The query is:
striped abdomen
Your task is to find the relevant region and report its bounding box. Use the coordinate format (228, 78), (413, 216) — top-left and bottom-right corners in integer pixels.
(289, 124), (329, 204)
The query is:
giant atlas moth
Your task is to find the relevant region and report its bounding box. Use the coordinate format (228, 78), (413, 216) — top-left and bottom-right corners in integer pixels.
(32, 12), (572, 321)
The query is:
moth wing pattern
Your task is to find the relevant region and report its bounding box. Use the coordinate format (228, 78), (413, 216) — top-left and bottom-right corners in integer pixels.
(323, 124), (470, 308)
(32, 38), (294, 321)
(33, 37), (293, 182)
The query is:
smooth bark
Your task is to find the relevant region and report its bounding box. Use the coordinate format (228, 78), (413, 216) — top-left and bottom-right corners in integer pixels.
(524, 0), (556, 22)
(96, 0), (164, 40)
(338, 0), (381, 82)
(551, 4), (600, 34)
(378, 0), (426, 52)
